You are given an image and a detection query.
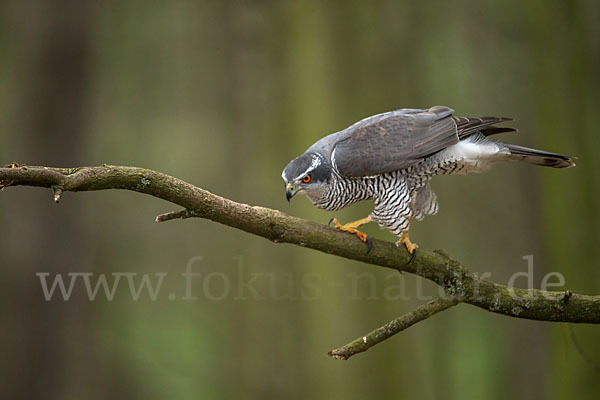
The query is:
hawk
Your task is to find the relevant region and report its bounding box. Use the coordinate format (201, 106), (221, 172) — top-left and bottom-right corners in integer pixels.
(282, 106), (574, 259)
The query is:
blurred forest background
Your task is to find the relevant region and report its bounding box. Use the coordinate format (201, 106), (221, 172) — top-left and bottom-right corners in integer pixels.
(1, 0), (599, 399)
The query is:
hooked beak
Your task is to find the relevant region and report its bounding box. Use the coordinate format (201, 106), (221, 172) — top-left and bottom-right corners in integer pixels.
(285, 183), (296, 202)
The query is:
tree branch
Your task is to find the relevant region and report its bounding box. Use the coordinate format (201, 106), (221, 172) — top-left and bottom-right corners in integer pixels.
(156, 208), (198, 222)
(2, 164), (599, 358)
(328, 297), (460, 360)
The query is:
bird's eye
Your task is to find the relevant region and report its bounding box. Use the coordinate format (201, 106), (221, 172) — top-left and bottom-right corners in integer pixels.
(302, 175), (311, 183)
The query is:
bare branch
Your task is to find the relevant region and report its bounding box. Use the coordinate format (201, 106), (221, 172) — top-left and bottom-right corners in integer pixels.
(329, 297), (460, 360)
(52, 185), (63, 203)
(1, 164), (599, 357)
(155, 208), (197, 222)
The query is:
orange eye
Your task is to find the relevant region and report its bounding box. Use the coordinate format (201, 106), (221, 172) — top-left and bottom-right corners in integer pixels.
(302, 175), (311, 183)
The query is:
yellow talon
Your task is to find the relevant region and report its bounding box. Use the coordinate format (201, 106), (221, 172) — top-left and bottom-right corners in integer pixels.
(329, 216), (373, 252)
(397, 231), (418, 255)
(330, 217), (371, 230)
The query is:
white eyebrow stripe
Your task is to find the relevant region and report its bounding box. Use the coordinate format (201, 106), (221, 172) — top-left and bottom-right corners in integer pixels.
(331, 148), (338, 171)
(294, 155), (321, 180)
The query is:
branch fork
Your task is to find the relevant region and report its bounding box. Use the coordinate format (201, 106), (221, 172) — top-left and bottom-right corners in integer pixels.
(1, 164), (599, 360)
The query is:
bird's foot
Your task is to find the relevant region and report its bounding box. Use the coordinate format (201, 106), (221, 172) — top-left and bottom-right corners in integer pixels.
(329, 217), (373, 253)
(396, 231), (418, 264)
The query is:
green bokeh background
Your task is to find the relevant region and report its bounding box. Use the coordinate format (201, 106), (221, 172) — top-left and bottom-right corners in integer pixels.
(1, 1), (599, 399)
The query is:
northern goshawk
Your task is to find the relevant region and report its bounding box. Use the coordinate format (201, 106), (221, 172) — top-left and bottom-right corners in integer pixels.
(282, 106), (574, 258)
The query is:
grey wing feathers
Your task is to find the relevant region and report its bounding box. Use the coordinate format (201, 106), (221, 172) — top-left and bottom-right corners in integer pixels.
(453, 116), (516, 138)
(332, 106), (459, 178)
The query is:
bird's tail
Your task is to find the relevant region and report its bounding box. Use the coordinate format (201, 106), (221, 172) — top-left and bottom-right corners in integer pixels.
(504, 144), (575, 168)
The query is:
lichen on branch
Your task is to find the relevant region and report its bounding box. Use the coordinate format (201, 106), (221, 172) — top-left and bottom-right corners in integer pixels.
(1, 164), (599, 360)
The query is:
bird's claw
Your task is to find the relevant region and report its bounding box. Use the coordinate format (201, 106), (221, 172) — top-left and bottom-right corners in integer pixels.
(407, 248), (417, 265)
(366, 235), (373, 254)
(396, 233), (418, 264)
(329, 217), (372, 253)
(354, 231), (372, 254)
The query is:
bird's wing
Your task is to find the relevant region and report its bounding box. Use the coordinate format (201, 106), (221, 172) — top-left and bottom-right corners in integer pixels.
(453, 116), (515, 138)
(332, 106), (458, 178)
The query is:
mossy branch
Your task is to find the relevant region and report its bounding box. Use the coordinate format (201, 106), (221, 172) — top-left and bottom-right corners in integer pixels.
(2, 164), (599, 360)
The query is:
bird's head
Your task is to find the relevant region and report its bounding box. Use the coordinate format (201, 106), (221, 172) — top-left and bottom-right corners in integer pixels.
(282, 152), (331, 202)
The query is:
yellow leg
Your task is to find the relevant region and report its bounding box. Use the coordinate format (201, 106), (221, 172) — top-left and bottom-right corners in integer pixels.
(396, 231), (418, 254)
(395, 217), (418, 255)
(329, 216), (373, 249)
(330, 216), (372, 231)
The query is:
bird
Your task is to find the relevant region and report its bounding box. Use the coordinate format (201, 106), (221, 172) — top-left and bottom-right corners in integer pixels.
(282, 106), (574, 259)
